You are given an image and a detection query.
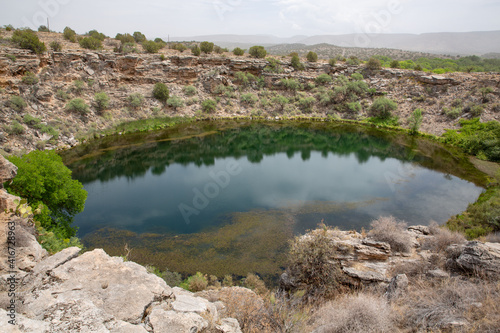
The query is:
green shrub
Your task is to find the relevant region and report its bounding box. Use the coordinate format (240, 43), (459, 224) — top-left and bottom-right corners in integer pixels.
(94, 92), (110, 112)
(243, 273), (268, 295)
(66, 98), (90, 115)
(23, 114), (41, 127)
(72, 80), (85, 94)
(328, 58), (336, 67)
(49, 41), (62, 52)
(56, 89), (70, 101)
(142, 40), (162, 53)
(291, 54), (304, 70)
(5, 150), (87, 238)
(213, 45), (227, 54)
(306, 51), (318, 62)
(63, 26), (77, 42)
(366, 57), (382, 70)
(10, 95), (27, 111)
(78, 36), (102, 50)
(4, 24), (14, 31)
(315, 73), (332, 85)
(180, 272), (208, 292)
(115, 33), (135, 44)
(21, 72), (39, 85)
(162, 269), (182, 287)
(233, 47), (245, 56)
(87, 29), (106, 41)
(152, 83), (169, 103)
(272, 95), (289, 110)
(200, 41), (214, 54)
(167, 96), (184, 109)
(408, 108), (423, 134)
(133, 31), (146, 43)
(172, 43), (187, 53)
(479, 87), (494, 103)
(347, 56), (361, 65)
(191, 45), (201, 56)
(38, 25), (50, 32)
(127, 93), (145, 109)
(240, 93), (259, 106)
(470, 104), (485, 117)
(280, 78), (300, 91)
(249, 45), (267, 58)
(298, 96), (316, 112)
(390, 60), (400, 68)
(12, 29), (47, 54)
(264, 58), (284, 73)
(444, 107), (461, 119)
(370, 97), (398, 119)
(37, 226), (83, 254)
(351, 73), (364, 81)
(5, 54), (16, 62)
(5, 120), (25, 135)
(183, 85), (197, 96)
(201, 99), (217, 113)
(346, 101), (361, 113)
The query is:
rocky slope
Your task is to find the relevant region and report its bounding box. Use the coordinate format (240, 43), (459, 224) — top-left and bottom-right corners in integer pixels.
(0, 30), (499, 154)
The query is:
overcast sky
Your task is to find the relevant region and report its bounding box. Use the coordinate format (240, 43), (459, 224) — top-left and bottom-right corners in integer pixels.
(2, 0), (500, 39)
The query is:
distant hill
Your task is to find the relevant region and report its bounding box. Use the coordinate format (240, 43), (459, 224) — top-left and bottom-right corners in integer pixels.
(170, 31), (500, 57)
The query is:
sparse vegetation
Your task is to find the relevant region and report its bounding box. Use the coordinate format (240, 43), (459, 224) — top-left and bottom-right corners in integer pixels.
(366, 57), (382, 70)
(191, 45), (201, 56)
(233, 47), (245, 56)
(249, 45), (267, 58)
(201, 99), (217, 113)
(183, 85), (197, 96)
(408, 108), (423, 134)
(370, 97), (398, 119)
(167, 96), (184, 110)
(315, 73), (332, 85)
(152, 82), (169, 103)
(21, 72), (39, 85)
(200, 41), (214, 54)
(369, 216), (412, 253)
(49, 41), (62, 52)
(63, 27), (77, 42)
(78, 36), (102, 50)
(306, 51), (318, 62)
(9, 95), (27, 111)
(94, 92), (110, 112)
(66, 98), (90, 115)
(12, 29), (47, 54)
(127, 93), (145, 109)
(142, 40), (163, 53)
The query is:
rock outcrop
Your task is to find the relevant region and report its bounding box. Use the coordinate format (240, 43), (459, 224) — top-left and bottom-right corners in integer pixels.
(2, 247), (242, 332)
(446, 241), (500, 278)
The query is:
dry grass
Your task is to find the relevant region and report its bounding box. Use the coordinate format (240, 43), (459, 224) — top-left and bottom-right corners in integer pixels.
(485, 232), (500, 243)
(423, 222), (466, 252)
(393, 277), (500, 332)
(311, 293), (395, 333)
(369, 216), (412, 253)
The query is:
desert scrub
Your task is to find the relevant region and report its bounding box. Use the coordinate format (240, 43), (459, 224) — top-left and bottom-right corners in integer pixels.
(127, 93), (145, 109)
(370, 97), (398, 119)
(183, 85), (197, 96)
(11, 29), (46, 54)
(63, 26), (77, 42)
(315, 73), (332, 85)
(240, 93), (259, 106)
(56, 89), (70, 101)
(21, 72), (39, 85)
(201, 99), (217, 113)
(166, 96), (184, 110)
(408, 108), (423, 134)
(65, 98), (90, 115)
(94, 92), (110, 112)
(72, 80), (85, 95)
(9, 95), (27, 111)
(49, 41), (62, 51)
(443, 106), (461, 119)
(78, 36), (102, 50)
(242, 273), (268, 296)
(264, 58), (284, 73)
(180, 272), (208, 292)
(288, 226), (353, 300)
(369, 216), (412, 253)
(5, 120), (25, 135)
(280, 78), (300, 92)
(152, 82), (169, 103)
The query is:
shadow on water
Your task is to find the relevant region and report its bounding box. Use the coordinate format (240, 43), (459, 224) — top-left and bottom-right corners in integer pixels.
(61, 120), (488, 283)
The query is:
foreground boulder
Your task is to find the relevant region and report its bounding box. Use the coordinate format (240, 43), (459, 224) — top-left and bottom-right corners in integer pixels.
(446, 241), (500, 278)
(4, 247), (241, 332)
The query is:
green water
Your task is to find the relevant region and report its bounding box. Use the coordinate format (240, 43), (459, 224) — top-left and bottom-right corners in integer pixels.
(62, 121), (486, 281)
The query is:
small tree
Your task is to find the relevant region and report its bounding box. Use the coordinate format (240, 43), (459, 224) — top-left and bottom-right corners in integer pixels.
(191, 45), (201, 56)
(128, 93), (145, 109)
(306, 51), (318, 62)
(370, 97), (398, 119)
(328, 58), (336, 67)
(87, 29), (106, 41)
(115, 33), (135, 44)
(408, 108), (423, 135)
(5, 150), (87, 238)
(249, 45), (267, 58)
(63, 26), (77, 42)
(11, 29), (47, 54)
(9, 95), (27, 112)
(133, 31), (146, 43)
(50, 41), (62, 52)
(94, 92), (110, 112)
(142, 40), (162, 53)
(366, 57), (382, 70)
(78, 36), (102, 50)
(172, 43), (187, 53)
(200, 41), (214, 54)
(291, 54), (304, 70)
(390, 60), (400, 68)
(38, 25), (50, 32)
(315, 73), (332, 85)
(233, 47), (244, 56)
(153, 83), (169, 104)
(21, 72), (39, 85)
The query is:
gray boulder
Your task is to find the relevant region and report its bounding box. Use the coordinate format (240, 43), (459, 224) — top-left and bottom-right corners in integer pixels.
(446, 241), (500, 278)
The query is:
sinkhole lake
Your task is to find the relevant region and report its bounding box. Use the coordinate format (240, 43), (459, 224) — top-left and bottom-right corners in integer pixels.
(63, 121), (486, 281)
